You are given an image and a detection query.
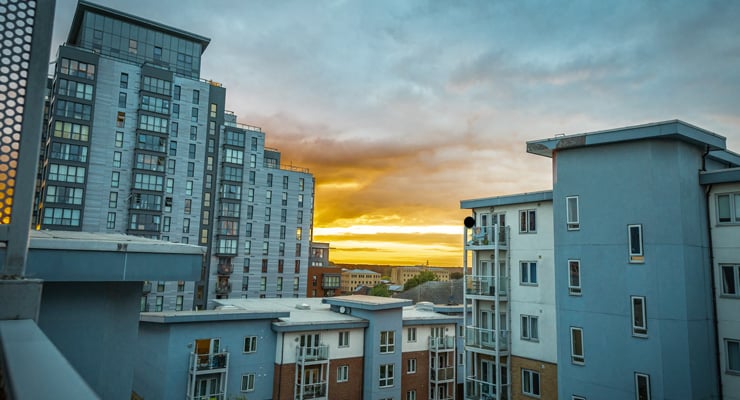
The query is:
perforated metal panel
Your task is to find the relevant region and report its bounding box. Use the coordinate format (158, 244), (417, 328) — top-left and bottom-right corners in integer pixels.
(0, 0), (36, 224)
(0, 0), (53, 275)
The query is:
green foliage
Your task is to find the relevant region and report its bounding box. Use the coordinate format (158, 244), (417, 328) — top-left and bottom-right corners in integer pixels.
(403, 270), (438, 291)
(450, 271), (463, 280)
(369, 283), (391, 297)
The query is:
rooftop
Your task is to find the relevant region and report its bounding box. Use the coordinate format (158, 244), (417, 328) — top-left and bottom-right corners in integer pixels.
(526, 120), (726, 158)
(461, 190), (553, 210)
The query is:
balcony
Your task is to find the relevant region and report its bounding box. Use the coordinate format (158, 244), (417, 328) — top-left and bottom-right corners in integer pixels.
(465, 377), (509, 400)
(430, 366), (456, 383)
(215, 281), (231, 295)
(466, 276), (508, 298)
(188, 351), (229, 374)
(429, 335), (456, 351)
(464, 225), (507, 250)
(465, 327), (509, 353)
(217, 262), (233, 276)
(296, 344), (329, 364)
(295, 381), (327, 400)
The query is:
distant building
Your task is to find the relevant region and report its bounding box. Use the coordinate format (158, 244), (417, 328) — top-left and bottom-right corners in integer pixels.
(36, 0), (314, 310)
(391, 266), (452, 286)
(395, 279), (465, 306)
(134, 296), (463, 400)
(341, 269), (381, 293)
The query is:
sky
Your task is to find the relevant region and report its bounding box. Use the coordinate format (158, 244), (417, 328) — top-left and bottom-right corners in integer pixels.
(51, 0), (740, 267)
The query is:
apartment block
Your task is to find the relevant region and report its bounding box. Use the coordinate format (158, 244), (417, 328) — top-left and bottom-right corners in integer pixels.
(460, 191), (557, 400)
(392, 266), (452, 286)
(341, 268), (382, 293)
(35, 1), (314, 310)
(134, 295), (463, 400)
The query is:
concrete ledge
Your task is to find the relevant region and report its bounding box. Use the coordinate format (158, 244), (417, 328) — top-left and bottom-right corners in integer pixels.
(0, 319), (99, 399)
(0, 279), (42, 321)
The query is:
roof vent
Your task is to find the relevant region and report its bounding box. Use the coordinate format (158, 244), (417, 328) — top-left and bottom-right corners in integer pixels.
(295, 303), (311, 310)
(415, 301), (434, 311)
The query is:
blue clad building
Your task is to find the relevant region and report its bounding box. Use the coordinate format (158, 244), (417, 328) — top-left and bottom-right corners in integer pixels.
(527, 120), (739, 399)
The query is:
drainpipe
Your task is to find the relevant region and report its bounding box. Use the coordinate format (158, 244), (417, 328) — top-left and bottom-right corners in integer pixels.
(702, 146), (723, 399)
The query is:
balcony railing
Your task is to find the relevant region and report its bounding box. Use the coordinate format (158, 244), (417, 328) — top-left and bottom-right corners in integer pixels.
(190, 394), (225, 400)
(465, 377), (509, 400)
(296, 344), (329, 363)
(215, 281), (231, 295)
(466, 275), (508, 297)
(217, 262), (233, 276)
(430, 366), (455, 382)
(465, 225), (507, 248)
(189, 351), (229, 373)
(295, 381), (327, 399)
(429, 335), (456, 351)
(465, 327), (509, 352)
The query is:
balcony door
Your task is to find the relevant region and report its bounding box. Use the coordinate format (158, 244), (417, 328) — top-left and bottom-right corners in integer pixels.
(300, 333), (320, 359)
(195, 376), (220, 400)
(480, 310), (494, 346)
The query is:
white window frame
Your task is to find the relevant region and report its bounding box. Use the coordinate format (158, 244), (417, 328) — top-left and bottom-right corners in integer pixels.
(634, 372), (650, 400)
(726, 339), (740, 374)
(338, 331), (350, 348)
(519, 209), (537, 233)
(568, 260), (581, 296)
(717, 192), (740, 224)
(521, 315), (539, 341)
(522, 368), (540, 397)
(631, 296), (647, 337)
(406, 390), (417, 400)
(520, 261), (538, 285)
(628, 224), (644, 263)
(380, 330), (395, 353)
(571, 327), (584, 364)
(243, 336), (257, 353)
(407, 327), (417, 342)
(407, 358), (417, 374)
(566, 196), (580, 230)
(379, 363), (394, 387)
(241, 373), (255, 392)
(337, 365), (349, 382)
(720, 264), (740, 297)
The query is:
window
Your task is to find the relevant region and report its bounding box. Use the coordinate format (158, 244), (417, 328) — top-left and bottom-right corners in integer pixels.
(128, 39), (137, 54)
(379, 364), (394, 387)
(241, 374), (255, 392)
(339, 331), (350, 347)
(106, 212), (116, 229)
(108, 192), (118, 208)
(635, 373), (650, 400)
(521, 315), (539, 341)
(631, 296), (647, 336)
(116, 111), (125, 127)
(406, 390), (416, 400)
(721, 264), (740, 296)
(175, 296), (183, 311)
(260, 276), (267, 291)
(244, 336), (257, 353)
(153, 46), (162, 60)
(174, 85), (181, 100)
(192, 90), (200, 104)
(190, 125), (198, 140)
(210, 103), (217, 118)
(172, 103), (180, 118)
(115, 131), (124, 147)
(722, 338), (740, 374)
(568, 260), (581, 295)
(118, 92), (126, 108)
(628, 224), (644, 263)
(337, 365), (348, 382)
(520, 209), (536, 233)
(380, 331), (395, 353)
(276, 277), (283, 291)
(407, 327), (417, 342)
(520, 261), (537, 285)
(111, 171), (119, 187)
(566, 195), (580, 230)
(571, 327), (584, 364)
(155, 296), (163, 312)
(191, 107), (198, 122)
(717, 193), (740, 223)
(407, 358), (416, 373)
(522, 369), (540, 397)
(120, 73), (128, 88)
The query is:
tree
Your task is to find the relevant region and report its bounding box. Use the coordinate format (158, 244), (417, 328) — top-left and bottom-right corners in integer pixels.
(450, 271), (463, 280)
(403, 270), (438, 291)
(369, 283), (391, 297)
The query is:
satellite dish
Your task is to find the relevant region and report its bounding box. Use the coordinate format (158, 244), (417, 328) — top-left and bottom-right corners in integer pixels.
(464, 216), (476, 229)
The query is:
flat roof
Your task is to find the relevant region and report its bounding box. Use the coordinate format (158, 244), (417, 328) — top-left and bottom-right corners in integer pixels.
(700, 167), (740, 185)
(343, 269), (380, 275)
(461, 190), (553, 210)
(215, 297), (369, 332)
(14, 231), (203, 282)
(140, 309), (289, 324)
(69, 0), (211, 53)
(323, 295), (412, 311)
(526, 120), (726, 158)
(402, 305), (461, 326)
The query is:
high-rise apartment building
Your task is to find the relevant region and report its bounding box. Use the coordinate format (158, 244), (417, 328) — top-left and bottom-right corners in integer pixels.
(460, 191), (557, 399)
(36, 1), (314, 310)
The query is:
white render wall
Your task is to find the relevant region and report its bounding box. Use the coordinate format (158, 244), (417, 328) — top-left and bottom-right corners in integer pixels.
(401, 324), (456, 352)
(276, 328), (364, 364)
(709, 182), (740, 400)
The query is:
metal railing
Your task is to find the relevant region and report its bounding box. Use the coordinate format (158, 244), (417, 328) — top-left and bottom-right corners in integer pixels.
(465, 327), (509, 352)
(429, 335), (456, 350)
(296, 344), (329, 363)
(466, 275), (508, 297)
(189, 351), (229, 372)
(465, 225), (507, 247)
(465, 377), (509, 400)
(430, 366), (455, 382)
(295, 381), (327, 399)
